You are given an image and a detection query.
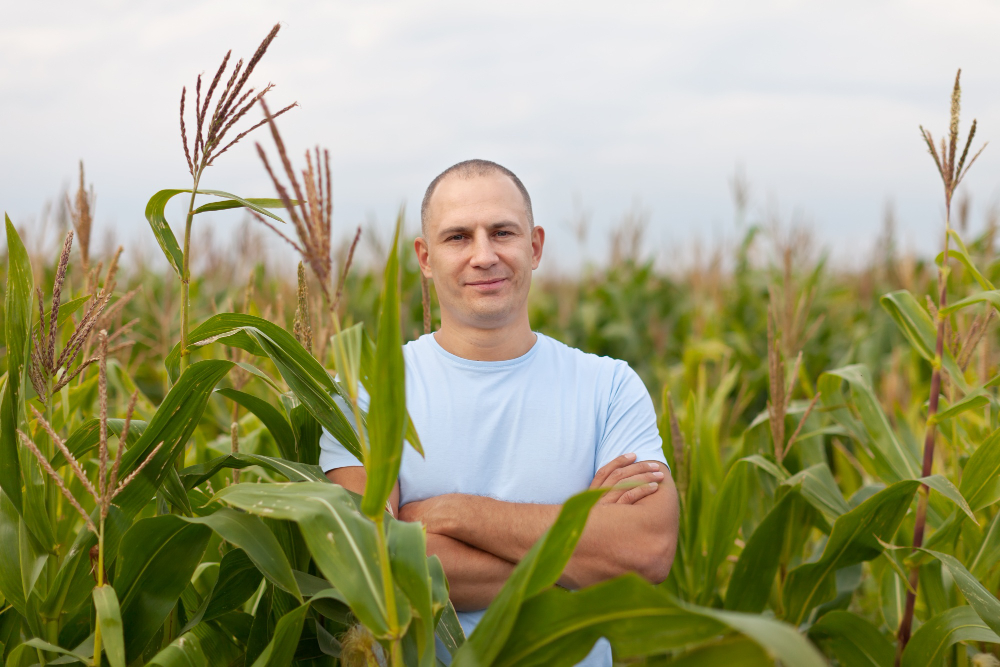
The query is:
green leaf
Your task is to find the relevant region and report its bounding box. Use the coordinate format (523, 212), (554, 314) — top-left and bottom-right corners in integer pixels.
(0, 491), (27, 620)
(216, 388), (297, 461)
(969, 510), (1000, 580)
(113, 515), (212, 663)
(143, 190), (187, 276)
(203, 549), (263, 622)
(701, 458), (749, 603)
(960, 426), (1000, 512)
(249, 604), (309, 667)
(182, 508), (301, 601)
(165, 314), (362, 460)
(214, 482), (392, 637)
(691, 604), (828, 667)
(363, 212), (407, 518)
(52, 418), (146, 469)
(931, 388), (992, 424)
(492, 576), (725, 667)
(92, 585), (126, 667)
(819, 366), (921, 482)
(663, 637), (772, 666)
(937, 229), (995, 291)
(943, 289), (1000, 316)
(193, 196), (289, 216)
(880, 291), (968, 392)
(331, 323), (364, 402)
(147, 619), (243, 667)
(1, 216), (32, 514)
(453, 488), (603, 667)
(901, 606), (1000, 667)
(725, 492), (801, 612)
(808, 610), (893, 667)
(782, 463), (850, 525)
(922, 474), (977, 524)
(783, 478), (921, 625)
(917, 548), (1000, 636)
(179, 453), (327, 489)
(388, 519), (435, 667)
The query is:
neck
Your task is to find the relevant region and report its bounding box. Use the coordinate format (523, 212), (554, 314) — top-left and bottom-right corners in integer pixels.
(433, 310), (536, 361)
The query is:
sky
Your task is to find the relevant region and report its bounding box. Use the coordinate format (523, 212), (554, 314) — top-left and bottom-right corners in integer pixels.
(4, 0), (1000, 273)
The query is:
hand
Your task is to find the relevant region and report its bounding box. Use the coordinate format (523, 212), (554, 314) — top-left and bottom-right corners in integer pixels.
(590, 453), (665, 505)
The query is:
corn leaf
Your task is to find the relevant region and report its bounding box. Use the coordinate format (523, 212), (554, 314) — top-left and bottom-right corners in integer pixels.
(113, 515), (212, 663)
(165, 313), (362, 461)
(92, 585), (126, 667)
(1, 216), (32, 515)
(178, 452), (326, 488)
(388, 519), (436, 667)
(900, 606), (1000, 667)
(880, 290), (968, 392)
(783, 478), (921, 625)
(917, 548), (1000, 635)
(213, 481), (394, 638)
(193, 196), (288, 216)
(932, 388), (992, 423)
(248, 603), (309, 667)
(491, 576), (726, 667)
(182, 548), (262, 632)
(216, 388), (297, 461)
(960, 426), (1000, 511)
(664, 637), (772, 666)
(937, 229), (995, 291)
(726, 493), (802, 613)
(819, 366), (921, 482)
(143, 190), (188, 276)
(363, 213), (406, 518)
(807, 610), (893, 667)
(922, 474), (976, 523)
(452, 488), (604, 667)
(147, 619), (243, 667)
(781, 463), (850, 525)
(182, 508), (301, 602)
(0, 492), (27, 620)
(969, 510), (1000, 580)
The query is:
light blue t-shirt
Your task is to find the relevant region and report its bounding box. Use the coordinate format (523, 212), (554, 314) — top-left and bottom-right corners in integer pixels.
(319, 332), (667, 666)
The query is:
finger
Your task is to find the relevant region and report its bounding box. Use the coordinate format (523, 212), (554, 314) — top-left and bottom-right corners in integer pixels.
(603, 461), (662, 488)
(602, 471), (664, 503)
(617, 481), (660, 505)
(590, 452), (637, 489)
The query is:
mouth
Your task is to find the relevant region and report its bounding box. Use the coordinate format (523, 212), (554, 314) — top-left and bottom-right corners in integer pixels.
(465, 278), (507, 291)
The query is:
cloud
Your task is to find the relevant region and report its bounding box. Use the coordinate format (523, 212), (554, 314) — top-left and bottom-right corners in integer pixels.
(3, 0), (999, 269)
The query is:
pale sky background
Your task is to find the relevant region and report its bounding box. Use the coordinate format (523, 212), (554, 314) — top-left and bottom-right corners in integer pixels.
(4, 0), (1000, 273)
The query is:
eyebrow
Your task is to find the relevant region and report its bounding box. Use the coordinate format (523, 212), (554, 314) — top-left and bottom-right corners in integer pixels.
(437, 220), (521, 238)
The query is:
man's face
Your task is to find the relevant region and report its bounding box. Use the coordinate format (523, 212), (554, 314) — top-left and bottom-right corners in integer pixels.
(415, 172), (544, 330)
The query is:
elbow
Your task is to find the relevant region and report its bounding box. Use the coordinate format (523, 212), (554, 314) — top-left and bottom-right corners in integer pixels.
(636, 533), (676, 584)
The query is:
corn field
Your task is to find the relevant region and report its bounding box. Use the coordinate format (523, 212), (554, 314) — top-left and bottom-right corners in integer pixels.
(2, 25), (1000, 667)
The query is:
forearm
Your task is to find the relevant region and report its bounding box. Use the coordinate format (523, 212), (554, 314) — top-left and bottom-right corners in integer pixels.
(426, 533), (515, 611)
(437, 490), (677, 588)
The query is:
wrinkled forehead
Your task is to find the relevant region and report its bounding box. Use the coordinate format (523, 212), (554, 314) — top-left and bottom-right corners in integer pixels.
(423, 172), (531, 236)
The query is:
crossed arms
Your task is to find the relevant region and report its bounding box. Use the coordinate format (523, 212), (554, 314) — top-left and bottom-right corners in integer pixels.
(327, 455), (679, 611)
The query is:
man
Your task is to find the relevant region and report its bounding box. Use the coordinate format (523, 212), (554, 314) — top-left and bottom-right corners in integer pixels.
(320, 159), (678, 666)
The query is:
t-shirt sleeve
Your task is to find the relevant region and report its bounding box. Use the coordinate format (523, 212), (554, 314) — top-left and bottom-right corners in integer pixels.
(318, 387), (371, 473)
(596, 362), (668, 471)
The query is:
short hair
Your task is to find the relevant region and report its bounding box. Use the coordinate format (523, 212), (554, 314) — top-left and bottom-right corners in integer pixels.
(420, 159), (534, 235)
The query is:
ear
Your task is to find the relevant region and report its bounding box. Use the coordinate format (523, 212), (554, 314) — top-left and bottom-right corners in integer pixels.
(414, 236), (433, 278)
(530, 225), (545, 270)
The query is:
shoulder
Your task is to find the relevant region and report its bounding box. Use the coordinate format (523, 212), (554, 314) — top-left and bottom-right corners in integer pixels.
(401, 334), (436, 362)
(536, 334), (641, 392)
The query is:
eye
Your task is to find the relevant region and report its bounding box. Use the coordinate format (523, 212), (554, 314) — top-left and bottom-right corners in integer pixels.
(495, 230), (512, 237)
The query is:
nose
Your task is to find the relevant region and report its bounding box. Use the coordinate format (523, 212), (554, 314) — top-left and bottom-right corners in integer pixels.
(469, 229), (499, 269)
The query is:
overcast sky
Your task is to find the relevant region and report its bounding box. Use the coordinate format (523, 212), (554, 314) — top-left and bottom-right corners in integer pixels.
(4, 0), (1000, 272)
